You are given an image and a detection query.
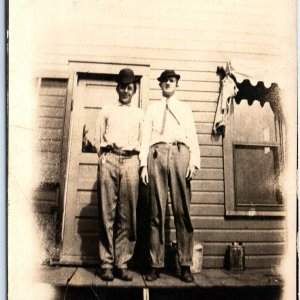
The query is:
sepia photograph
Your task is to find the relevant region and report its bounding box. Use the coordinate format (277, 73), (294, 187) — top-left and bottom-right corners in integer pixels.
(8, 1), (297, 299)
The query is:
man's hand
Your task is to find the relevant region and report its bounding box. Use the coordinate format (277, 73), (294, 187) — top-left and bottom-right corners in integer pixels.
(140, 166), (149, 185)
(186, 164), (196, 181)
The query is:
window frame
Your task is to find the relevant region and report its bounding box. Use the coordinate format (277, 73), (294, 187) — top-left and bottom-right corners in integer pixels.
(223, 101), (286, 217)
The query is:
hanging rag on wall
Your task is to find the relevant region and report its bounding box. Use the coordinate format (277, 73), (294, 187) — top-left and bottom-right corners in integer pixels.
(212, 73), (238, 136)
(213, 59), (282, 136)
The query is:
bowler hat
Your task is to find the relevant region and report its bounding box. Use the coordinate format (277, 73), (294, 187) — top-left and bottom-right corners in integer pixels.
(157, 70), (180, 82)
(115, 68), (137, 84)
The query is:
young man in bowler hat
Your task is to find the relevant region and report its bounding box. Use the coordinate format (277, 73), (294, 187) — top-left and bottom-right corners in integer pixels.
(140, 70), (200, 282)
(98, 68), (144, 281)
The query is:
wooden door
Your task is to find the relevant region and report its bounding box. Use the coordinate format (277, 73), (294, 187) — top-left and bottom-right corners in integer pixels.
(60, 73), (140, 264)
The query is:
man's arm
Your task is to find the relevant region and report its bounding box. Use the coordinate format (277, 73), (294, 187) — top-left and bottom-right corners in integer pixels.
(82, 116), (100, 154)
(140, 167), (149, 185)
(185, 107), (200, 180)
(186, 164), (196, 181)
(139, 106), (152, 185)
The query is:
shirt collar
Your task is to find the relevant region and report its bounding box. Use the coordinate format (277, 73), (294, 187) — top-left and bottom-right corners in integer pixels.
(164, 95), (177, 104)
(118, 102), (131, 107)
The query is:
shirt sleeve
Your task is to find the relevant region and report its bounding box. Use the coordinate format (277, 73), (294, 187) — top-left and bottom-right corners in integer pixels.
(186, 107), (201, 169)
(138, 109), (146, 147)
(82, 112), (101, 153)
(139, 106), (153, 167)
(99, 105), (108, 149)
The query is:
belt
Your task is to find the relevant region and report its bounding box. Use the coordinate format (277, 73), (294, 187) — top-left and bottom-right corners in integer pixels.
(101, 146), (139, 157)
(152, 141), (186, 147)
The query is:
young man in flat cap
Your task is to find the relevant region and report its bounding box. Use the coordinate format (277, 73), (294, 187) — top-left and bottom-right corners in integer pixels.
(140, 70), (200, 282)
(97, 68), (144, 281)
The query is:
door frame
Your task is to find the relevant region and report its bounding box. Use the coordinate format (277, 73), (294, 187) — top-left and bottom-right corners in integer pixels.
(59, 60), (150, 264)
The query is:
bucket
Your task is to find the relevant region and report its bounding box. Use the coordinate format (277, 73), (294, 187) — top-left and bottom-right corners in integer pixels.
(191, 242), (203, 273)
(169, 241), (203, 274)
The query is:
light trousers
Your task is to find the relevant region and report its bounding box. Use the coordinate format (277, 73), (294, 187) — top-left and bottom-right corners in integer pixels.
(147, 143), (194, 268)
(98, 152), (139, 269)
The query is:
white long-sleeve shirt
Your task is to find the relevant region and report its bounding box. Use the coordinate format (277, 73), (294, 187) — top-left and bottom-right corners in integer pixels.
(84, 104), (144, 152)
(100, 104), (144, 151)
(139, 96), (200, 169)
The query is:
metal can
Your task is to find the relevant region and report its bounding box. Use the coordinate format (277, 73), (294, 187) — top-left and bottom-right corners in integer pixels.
(228, 242), (245, 271)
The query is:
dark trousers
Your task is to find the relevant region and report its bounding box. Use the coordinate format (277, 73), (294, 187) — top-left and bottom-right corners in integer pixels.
(98, 152), (139, 269)
(148, 143), (194, 268)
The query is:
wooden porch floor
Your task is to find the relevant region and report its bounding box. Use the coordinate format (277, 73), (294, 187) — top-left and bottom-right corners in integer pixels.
(36, 266), (284, 299)
(38, 266), (283, 288)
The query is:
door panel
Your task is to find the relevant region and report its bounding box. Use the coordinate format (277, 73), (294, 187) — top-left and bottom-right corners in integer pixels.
(60, 75), (140, 263)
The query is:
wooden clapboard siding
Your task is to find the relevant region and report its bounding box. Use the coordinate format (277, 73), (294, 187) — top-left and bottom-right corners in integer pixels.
(33, 0), (289, 268)
(74, 221), (286, 238)
(200, 157), (223, 169)
(37, 140), (62, 153)
(34, 78), (68, 261)
(196, 124), (215, 134)
(150, 70), (219, 82)
(40, 153), (61, 165)
(38, 128), (63, 140)
(37, 79), (68, 184)
(39, 96), (66, 107)
(203, 255), (282, 269)
(151, 81), (220, 93)
(38, 117), (65, 129)
(39, 107), (65, 118)
(191, 181), (224, 192)
(199, 145), (222, 156)
(194, 169), (223, 180)
(76, 178), (225, 193)
(203, 242), (285, 256)
(166, 217), (285, 230)
(33, 183), (59, 213)
(168, 229), (285, 243)
(192, 192), (224, 204)
(151, 90), (219, 102)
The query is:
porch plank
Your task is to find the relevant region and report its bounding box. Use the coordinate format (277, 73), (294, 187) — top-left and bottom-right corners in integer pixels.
(107, 270), (145, 288)
(198, 269), (247, 287)
(37, 266), (77, 286)
(38, 266), (283, 289)
(143, 271), (198, 288)
(194, 269), (283, 287)
(69, 268), (106, 287)
(93, 269), (109, 287)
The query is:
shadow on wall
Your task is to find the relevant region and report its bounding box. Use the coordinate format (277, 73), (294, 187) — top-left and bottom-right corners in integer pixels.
(77, 180), (100, 265)
(33, 183), (61, 264)
(131, 182), (151, 270)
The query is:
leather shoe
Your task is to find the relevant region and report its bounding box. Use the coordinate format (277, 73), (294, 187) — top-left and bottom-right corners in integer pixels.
(180, 266), (194, 283)
(145, 268), (160, 281)
(101, 268), (114, 281)
(116, 268), (133, 281)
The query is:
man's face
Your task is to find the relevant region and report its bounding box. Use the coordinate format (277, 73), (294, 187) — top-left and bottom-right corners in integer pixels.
(159, 76), (178, 98)
(117, 83), (135, 105)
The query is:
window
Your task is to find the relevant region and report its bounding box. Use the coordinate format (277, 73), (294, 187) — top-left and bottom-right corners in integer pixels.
(223, 87), (284, 216)
(233, 144), (282, 209)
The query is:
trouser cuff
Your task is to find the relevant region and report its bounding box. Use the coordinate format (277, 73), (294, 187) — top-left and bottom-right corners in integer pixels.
(150, 263), (164, 268)
(101, 264), (113, 269)
(115, 264), (127, 269)
(179, 262), (192, 267)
